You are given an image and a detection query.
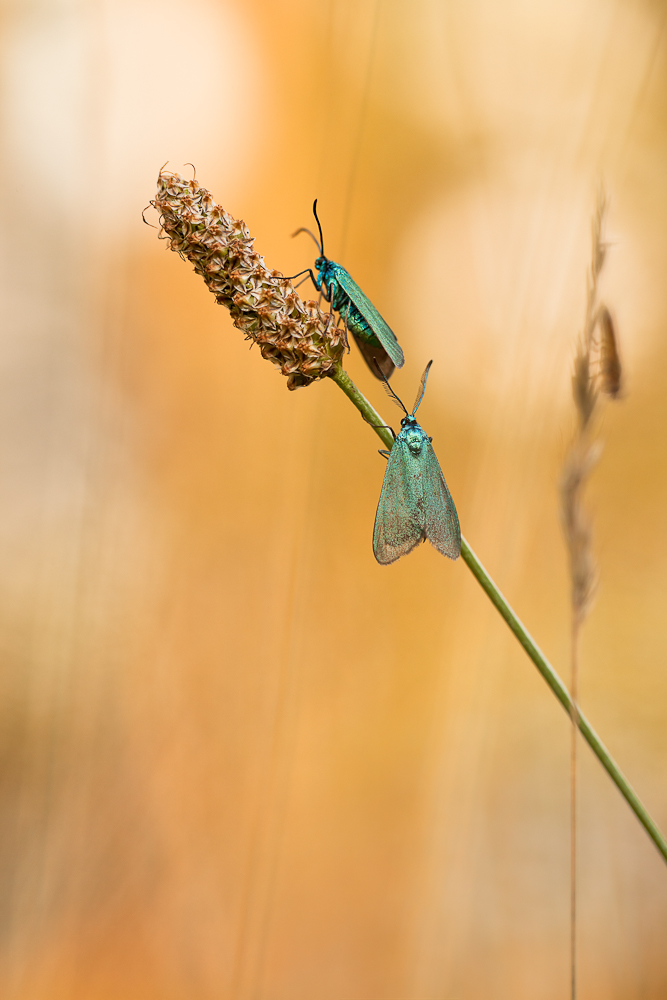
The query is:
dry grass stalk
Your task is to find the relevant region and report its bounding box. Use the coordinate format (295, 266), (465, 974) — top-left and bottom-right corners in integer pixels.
(561, 191), (621, 623)
(151, 169), (345, 390)
(560, 190), (623, 1000)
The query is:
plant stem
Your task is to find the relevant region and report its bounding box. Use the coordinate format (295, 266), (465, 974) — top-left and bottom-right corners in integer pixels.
(570, 623), (580, 1000)
(330, 364), (667, 866)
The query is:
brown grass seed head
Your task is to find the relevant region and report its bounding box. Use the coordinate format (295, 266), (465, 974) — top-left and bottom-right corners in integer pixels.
(598, 306), (623, 399)
(151, 170), (346, 390)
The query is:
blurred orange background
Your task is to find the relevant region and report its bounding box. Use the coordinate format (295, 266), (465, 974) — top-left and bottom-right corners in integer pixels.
(1, 0), (666, 997)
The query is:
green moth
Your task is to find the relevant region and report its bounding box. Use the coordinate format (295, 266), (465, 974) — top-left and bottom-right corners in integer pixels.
(373, 361), (461, 565)
(288, 201), (404, 380)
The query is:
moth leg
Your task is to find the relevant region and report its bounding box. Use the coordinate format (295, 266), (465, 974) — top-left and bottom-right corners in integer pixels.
(362, 412), (396, 439)
(321, 281), (338, 328)
(323, 308), (335, 337)
(342, 302), (351, 353)
(270, 267), (315, 285)
(378, 449), (391, 460)
(320, 277), (333, 310)
(321, 286), (335, 335)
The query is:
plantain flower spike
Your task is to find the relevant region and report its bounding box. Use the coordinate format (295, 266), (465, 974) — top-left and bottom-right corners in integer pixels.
(151, 169), (346, 389)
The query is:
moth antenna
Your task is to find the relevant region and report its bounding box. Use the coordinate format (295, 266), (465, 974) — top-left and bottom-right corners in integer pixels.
(312, 199), (325, 257)
(291, 227), (322, 253)
(412, 360), (433, 415)
(372, 359), (409, 416)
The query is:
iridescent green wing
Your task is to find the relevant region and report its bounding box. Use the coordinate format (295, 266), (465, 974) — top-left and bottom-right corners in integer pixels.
(421, 439), (461, 560)
(332, 263), (405, 369)
(373, 438), (425, 565)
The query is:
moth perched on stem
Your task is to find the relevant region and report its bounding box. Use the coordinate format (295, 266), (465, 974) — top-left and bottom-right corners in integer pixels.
(150, 168), (667, 865)
(372, 361), (460, 564)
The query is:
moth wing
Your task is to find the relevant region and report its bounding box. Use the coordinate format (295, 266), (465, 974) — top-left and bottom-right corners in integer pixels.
(333, 265), (405, 369)
(421, 439), (461, 560)
(373, 440), (425, 565)
(354, 337), (395, 381)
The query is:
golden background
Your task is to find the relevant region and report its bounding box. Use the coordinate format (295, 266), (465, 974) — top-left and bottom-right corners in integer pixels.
(1, 0), (666, 997)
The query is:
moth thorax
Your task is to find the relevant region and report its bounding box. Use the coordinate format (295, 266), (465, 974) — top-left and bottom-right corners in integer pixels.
(403, 423), (426, 456)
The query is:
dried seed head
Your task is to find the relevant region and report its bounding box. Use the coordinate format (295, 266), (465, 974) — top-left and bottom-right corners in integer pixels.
(560, 193), (611, 630)
(560, 440), (601, 623)
(572, 345), (597, 432)
(598, 306), (623, 399)
(591, 187), (608, 279)
(151, 170), (345, 389)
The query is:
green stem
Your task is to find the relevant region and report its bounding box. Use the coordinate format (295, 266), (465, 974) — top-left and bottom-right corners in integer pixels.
(330, 364), (667, 866)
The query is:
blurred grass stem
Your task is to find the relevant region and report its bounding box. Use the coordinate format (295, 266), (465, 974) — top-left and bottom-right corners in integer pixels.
(570, 629), (580, 1000)
(331, 364), (667, 866)
(561, 192), (624, 997)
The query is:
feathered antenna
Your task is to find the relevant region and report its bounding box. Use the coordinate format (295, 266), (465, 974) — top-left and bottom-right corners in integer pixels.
(372, 359), (409, 415)
(411, 360), (433, 416)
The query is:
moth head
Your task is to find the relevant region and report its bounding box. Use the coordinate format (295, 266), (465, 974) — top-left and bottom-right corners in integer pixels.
(402, 418), (426, 455)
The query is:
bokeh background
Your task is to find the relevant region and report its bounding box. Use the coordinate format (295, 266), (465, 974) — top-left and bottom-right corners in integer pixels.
(1, 0), (667, 997)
